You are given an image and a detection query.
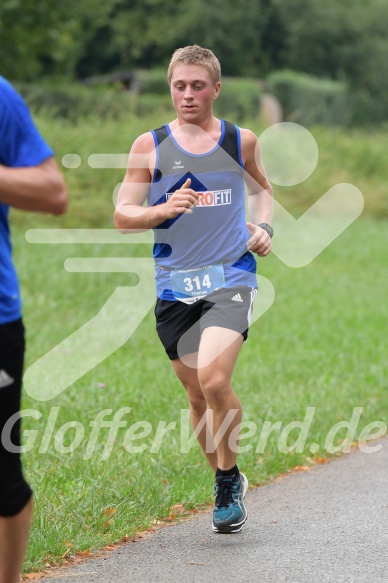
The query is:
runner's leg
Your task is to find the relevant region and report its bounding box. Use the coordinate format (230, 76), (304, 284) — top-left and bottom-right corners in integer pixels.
(172, 356), (218, 471)
(0, 319), (33, 583)
(0, 498), (33, 583)
(196, 327), (244, 470)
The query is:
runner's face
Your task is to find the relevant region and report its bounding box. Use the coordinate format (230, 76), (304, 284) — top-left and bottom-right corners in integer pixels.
(170, 64), (220, 123)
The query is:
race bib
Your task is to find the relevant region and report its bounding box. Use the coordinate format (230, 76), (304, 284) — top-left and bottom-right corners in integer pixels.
(170, 264), (225, 304)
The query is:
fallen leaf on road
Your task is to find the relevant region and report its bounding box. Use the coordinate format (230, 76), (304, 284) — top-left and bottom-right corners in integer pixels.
(170, 504), (185, 513)
(314, 455), (328, 464)
(77, 549), (91, 557)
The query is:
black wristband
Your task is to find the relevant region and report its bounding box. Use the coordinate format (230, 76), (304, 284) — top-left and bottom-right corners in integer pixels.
(257, 222), (274, 239)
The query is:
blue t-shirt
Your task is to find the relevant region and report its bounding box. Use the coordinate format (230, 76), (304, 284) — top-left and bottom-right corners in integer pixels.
(0, 76), (53, 324)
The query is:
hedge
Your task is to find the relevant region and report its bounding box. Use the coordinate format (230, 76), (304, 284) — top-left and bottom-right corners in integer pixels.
(13, 73), (262, 123)
(267, 70), (349, 127)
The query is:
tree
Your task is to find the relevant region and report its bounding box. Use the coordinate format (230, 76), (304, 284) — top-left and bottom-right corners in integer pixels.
(96, 0), (286, 78)
(274, 0), (388, 121)
(0, 0), (117, 80)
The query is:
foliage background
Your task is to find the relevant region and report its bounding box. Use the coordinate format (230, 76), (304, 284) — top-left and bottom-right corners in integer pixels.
(1, 0), (388, 124)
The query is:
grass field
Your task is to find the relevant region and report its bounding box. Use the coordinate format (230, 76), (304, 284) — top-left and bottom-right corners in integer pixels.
(8, 114), (388, 573)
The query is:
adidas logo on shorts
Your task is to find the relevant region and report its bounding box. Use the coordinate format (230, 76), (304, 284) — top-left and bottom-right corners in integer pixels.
(231, 293), (243, 302)
(0, 369), (14, 389)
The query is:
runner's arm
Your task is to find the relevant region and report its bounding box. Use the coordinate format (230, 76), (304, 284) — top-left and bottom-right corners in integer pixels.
(240, 128), (273, 256)
(114, 133), (198, 233)
(0, 157), (68, 215)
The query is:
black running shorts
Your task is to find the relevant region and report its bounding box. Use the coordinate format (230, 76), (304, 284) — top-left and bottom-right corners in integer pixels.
(155, 286), (257, 360)
(0, 318), (33, 517)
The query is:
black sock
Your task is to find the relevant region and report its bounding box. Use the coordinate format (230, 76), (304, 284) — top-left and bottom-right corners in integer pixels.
(216, 465), (239, 478)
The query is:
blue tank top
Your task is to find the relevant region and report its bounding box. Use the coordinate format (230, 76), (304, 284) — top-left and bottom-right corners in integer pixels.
(149, 120), (257, 301)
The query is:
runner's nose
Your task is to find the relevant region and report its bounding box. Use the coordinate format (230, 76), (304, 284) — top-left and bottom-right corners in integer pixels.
(183, 86), (194, 99)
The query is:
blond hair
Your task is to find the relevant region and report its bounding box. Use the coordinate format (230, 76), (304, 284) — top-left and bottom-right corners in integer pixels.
(167, 45), (221, 85)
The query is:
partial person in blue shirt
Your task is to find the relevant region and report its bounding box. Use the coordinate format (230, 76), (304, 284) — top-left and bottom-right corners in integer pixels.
(0, 76), (68, 583)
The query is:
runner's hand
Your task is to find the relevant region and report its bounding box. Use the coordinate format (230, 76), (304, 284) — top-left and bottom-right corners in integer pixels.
(246, 221), (272, 257)
(163, 178), (198, 218)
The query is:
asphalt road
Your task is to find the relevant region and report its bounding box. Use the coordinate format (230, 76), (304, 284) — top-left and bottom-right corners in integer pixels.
(35, 439), (388, 583)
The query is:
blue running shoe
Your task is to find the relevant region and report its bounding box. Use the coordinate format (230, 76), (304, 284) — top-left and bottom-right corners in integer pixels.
(212, 472), (248, 533)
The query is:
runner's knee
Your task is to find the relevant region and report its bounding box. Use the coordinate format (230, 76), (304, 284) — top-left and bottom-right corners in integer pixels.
(198, 371), (229, 401)
(186, 386), (207, 413)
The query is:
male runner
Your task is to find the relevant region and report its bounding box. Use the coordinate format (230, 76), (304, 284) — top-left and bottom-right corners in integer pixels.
(0, 77), (68, 582)
(114, 45), (273, 533)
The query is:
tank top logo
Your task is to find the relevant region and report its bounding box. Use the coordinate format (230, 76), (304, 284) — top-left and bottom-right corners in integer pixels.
(166, 189), (232, 207)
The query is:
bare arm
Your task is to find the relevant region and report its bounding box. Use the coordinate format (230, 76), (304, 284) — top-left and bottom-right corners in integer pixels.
(0, 157), (68, 215)
(240, 128), (273, 257)
(114, 132), (198, 233)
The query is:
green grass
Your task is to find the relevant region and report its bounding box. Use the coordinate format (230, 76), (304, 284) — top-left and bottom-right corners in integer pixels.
(14, 218), (388, 573)
(7, 114), (388, 572)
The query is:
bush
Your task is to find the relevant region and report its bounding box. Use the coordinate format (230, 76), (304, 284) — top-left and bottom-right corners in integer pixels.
(131, 93), (174, 117)
(14, 82), (136, 121)
(215, 77), (262, 122)
(267, 70), (349, 127)
(13, 81), (175, 122)
(136, 68), (170, 95)
(348, 88), (388, 127)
